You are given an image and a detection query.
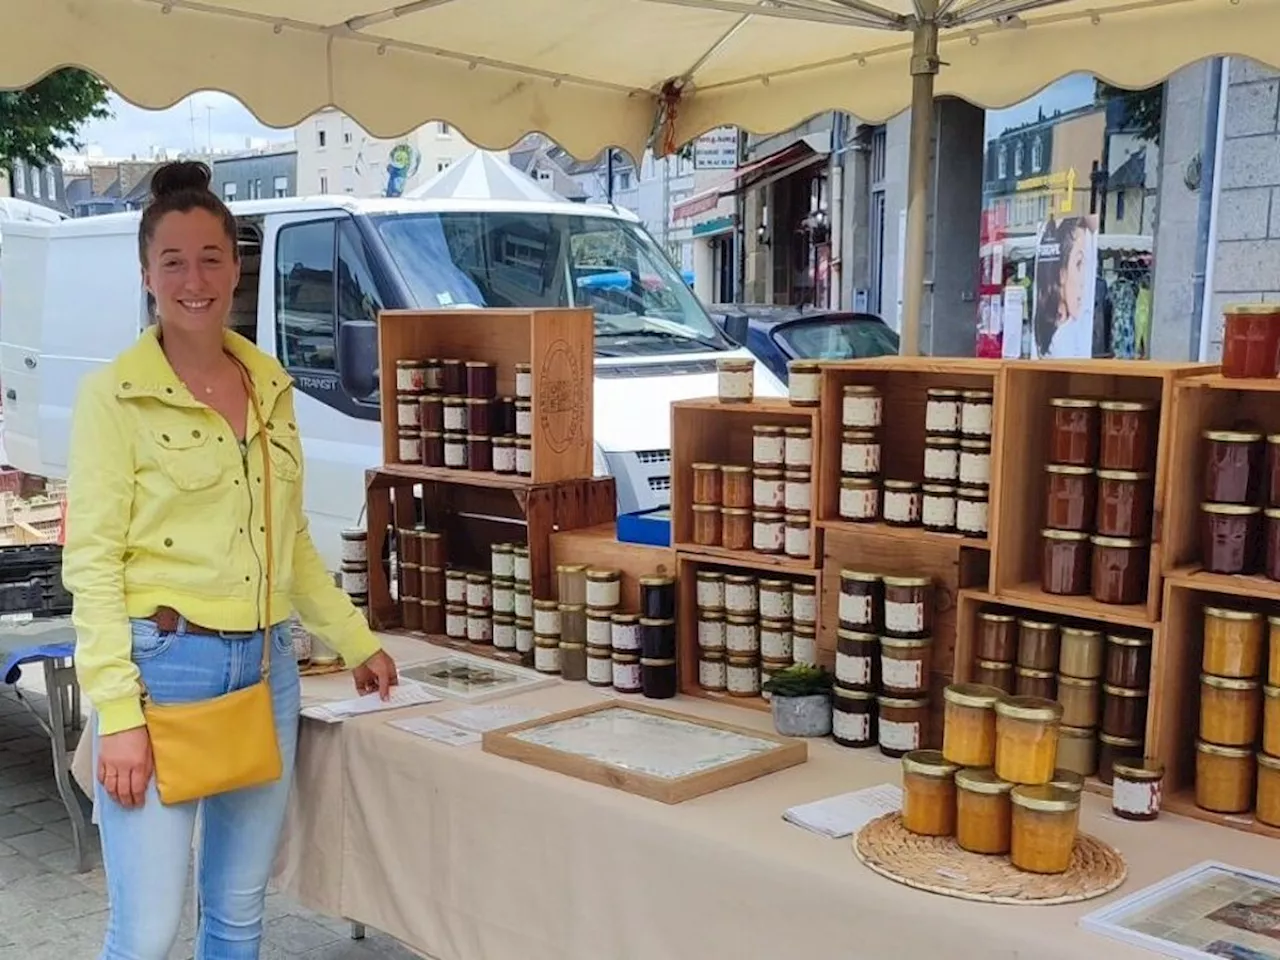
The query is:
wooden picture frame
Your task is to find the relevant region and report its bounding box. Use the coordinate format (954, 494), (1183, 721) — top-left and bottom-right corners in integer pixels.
(481, 699), (807, 803)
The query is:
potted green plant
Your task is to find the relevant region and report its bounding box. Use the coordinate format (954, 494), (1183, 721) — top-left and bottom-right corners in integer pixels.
(762, 663), (834, 737)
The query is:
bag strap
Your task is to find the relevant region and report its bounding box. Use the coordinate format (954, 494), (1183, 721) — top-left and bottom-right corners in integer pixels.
(237, 362), (273, 680)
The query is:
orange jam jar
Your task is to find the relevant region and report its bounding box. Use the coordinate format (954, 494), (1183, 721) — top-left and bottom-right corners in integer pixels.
(954, 767), (1015, 855)
(1200, 674), (1262, 747)
(995, 696), (1064, 785)
(1257, 752), (1280, 828)
(1266, 685), (1280, 756)
(1010, 784), (1080, 875)
(901, 749), (960, 837)
(1203, 605), (1265, 679)
(942, 682), (1005, 767)
(1195, 740), (1255, 814)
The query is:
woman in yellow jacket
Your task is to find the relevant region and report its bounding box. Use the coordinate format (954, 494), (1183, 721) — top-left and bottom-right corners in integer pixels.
(62, 160), (398, 960)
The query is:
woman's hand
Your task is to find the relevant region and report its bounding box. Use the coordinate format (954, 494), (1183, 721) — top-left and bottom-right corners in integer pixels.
(97, 727), (153, 809)
(353, 650), (399, 700)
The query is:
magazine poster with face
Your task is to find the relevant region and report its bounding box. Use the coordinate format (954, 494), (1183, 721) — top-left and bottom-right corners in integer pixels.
(1032, 214), (1099, 359)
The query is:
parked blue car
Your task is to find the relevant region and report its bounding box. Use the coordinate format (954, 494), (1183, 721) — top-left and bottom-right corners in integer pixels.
(708, 304), (899, 383)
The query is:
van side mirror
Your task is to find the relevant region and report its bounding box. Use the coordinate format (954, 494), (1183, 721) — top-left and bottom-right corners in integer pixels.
(336, 321), (378, 399)
(721, 312), (749, 346)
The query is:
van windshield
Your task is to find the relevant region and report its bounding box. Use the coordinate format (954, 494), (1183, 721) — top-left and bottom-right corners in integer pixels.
(372, 211), (729, 357)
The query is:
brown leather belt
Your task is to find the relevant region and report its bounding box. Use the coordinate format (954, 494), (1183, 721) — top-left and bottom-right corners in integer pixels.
(149, 606), (222, 636)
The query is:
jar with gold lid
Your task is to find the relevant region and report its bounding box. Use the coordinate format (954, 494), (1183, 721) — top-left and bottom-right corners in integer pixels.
(836, 630), (876, 691)
(1195, 740), (1254, 813)
(722, 507), (752, 550)
(584, 568), (621, 610)
(726, 656), (761, 697)
(752, 425), (785, 468)
(1090, 535), (1149, 605)
(1050, 768), (1085, 795)
(955, 767), (1015, 854)
(1105, 632), (1152, 688)
(1199, 674), (1261, 747)
(1048, 397), (1100, 466)
(1201, 502), (1263, 575)
(698, 651), (727, 691)
(880, 636), (932, 696)
(901, 750), (960, 837)
(792, 582), (817, 626)
(883, 479), (922, 527)
(723, 574), (758, 615)
(722, 465), (752, 509)
(1203, 606), (1264, 679)
(716, 357), (754, 403)
(696, 570), (725, 610)
(1044, 464), (1097, 532)
(753, 468), (785, 510)
(1099, 399), (1156, 472)
(960, 389), (994, 438)
(925, 387), (962, 435)
(921, 483), (956, 533)
(1266, 685), (1280, 756)
(1098, 732), (1142, 784)
(1055, 724), (1098, 777)
(787, 362), (821, 406)
(956, 485), (990, 537)
(692, 504), (722, 546)
(758, 578), (792, 620)
(1102, 683), (1148, 740)
(1257, 752), (1280, 827)
(784, 511), (811, 558)
(1111, 758), (1165, 822)
(923, 435), (959, 483)
(1017, 618), (1060, 671)
(1095, 470), (1153, 539)
(974, 658), (1015, 694)
(839, 476), (880, 522)
(942, 683), (1005, 767)
(1042, 528), (1091, 595)
(841, 429), (881, 478)
(994, 696), (1063, 785)
(725, 614), (760, 656)
(752, 509), (786, 554)
(1203, 429), (1265, 504)
(838, 569), (882, 632)
(793, 623), (818, 665)
(1059, 626), (1104, 680)
(784, 469), (811, 513)
(877, 695), (928, 758)
(783, 426), (812, 468)
(1015, 667), (1056, 700)
(759, 619), (793, 661)
(697, 611), (725, 652)
(959, 439), (992, 488)
(1010, 784), (1080, 875)
(1057, 675), (1101, 729)
(833, 688), (876, 748)
(976, 610), (1017, 662)
(691, 462), (722, 505)
(883, 575), (932, 638)
(842, 384), (882, 428)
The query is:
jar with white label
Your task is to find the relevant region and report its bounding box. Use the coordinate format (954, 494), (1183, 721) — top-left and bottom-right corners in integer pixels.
(925, 387), (962, 435)
(340, 528), (368, 564)
(443, 433), (467, 469)
(586, 609), (613, 647)
(612, 653), (642, 692)
(924, 435), (960, 482)
(696, 570), (725, 610)
(841, 430), (881, 478)
(784, 469), (811, 512)
(752, 510), (785, 554)
(492, 437), (517, 474)
(961, 389), (994, 438)
(533, 600), (561, 637)
(586, 647), (614, 687)
(880, 636), (932, 696)
(493, 615), (516, 650)
(395, 358), (426, 393)
(585, 569), (621, 609)
(842, 384), (882, 428)
(883, 480), (922, 527)
(959, 439), (992, 487)
(445, 604), (468, 639)
(726, 614), (760, 655)
(515, 438), (533, 477)
(724, 574), (758, 614)
(760, 619), (793, 660)
(716, 358), (755, 403)
(839, 477), (880, 522)
(466, 574), (492, 609)
(699, 651), (728, 691)
(341, 562), (369, 595)
(793, 623), (818, 665)
(491, 542), (515, 579)
(398, 430), (421, 464)
(534, 639), (562, 674)
(836, 629), (877, 691)
(760, 658), (793, 700)
(513, 545), (531, 584)
(492, 580), (515, 615)
(784, 427), (813, 468)
(784, 513), (811, 558)
(956, 485), (990, 537)
(787, 362), (821, 407)
(442, 398), (466, 432)
(878, 695), (929, 758)
(697, 611), (726, 651)
(758, 579), (793, 620)
(396, 392), (423, 428)
(752, 425), (785, 468)
(726, 656), (761, 697)
(515, 618), (534, 654)
(752, 469), (785, 510)
(883, 575), (933, 639)
(921, 483), (957, 533)
(467, 607), (493, 644)
(514, 584), (533, 619)
(792, 583), (817, 626)
(611, 613), (641, 652)
(514, 362), (533, 399)
(515, 400), (533, 437)
(839, 569), (881, 631)
(833, 688), (876, 748)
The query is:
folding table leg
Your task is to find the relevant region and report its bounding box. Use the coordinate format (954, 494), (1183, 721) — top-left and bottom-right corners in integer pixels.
(41, 658), (90, 873)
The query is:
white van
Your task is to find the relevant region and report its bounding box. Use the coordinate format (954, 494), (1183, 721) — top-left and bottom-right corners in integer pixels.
(0, 195), (782, 569)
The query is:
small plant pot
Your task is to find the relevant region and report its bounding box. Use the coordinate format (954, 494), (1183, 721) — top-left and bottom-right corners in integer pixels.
(771, 693), (832, 737)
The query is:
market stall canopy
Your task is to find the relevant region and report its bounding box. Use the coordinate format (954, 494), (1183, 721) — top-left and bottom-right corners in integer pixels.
(404, 150), (564, 203)
(5, 0), (1279, 164)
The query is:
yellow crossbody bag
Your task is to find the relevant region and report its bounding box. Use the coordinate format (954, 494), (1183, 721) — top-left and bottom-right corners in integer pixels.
(143, 363), (283, 805)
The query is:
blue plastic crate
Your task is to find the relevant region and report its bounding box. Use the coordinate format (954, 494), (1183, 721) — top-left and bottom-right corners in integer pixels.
(616, 507), (671, 547)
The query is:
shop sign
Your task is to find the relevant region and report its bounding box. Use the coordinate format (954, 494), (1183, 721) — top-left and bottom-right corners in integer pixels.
(695, 128), (739, 170)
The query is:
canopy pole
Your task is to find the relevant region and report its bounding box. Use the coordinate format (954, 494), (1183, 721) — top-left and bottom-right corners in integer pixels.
(900, 3), (939, 356)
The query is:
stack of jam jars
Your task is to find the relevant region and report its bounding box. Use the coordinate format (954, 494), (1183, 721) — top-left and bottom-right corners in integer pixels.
(919, 386), (993, 537)
(396, 524), (447, 636)
(1199, 427), (1280, 579)
(837, 383), (883, 524)
(438, 541), (531, 660)
(1042, 394), (1156, 605)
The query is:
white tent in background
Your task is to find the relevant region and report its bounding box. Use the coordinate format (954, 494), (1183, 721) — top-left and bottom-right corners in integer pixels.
(406, 151), (565, 204)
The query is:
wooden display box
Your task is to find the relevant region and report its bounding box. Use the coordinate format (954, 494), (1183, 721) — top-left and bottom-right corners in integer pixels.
(990, 359), (1204, 626)
(1163, 373), (1280, 601)
(675, 551), (823, 715)
(815, 357), (1001, 557)
(548, 523), (676, 611)
(670, 398), (822, 571)
(377, 308), (595, 485)
(1156, 579), (1280, 840)
(363, 467), (616, 638)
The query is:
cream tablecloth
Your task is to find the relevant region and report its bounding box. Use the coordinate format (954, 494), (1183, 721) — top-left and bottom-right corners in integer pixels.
(274, 636), (1280, 960)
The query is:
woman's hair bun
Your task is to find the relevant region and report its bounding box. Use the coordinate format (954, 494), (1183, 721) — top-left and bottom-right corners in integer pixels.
(150, 160), (212, 199)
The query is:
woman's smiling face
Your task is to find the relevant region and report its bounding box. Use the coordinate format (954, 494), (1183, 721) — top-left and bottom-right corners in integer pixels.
(1060, 226), (1088, 320)
(142, 207), (239, 335)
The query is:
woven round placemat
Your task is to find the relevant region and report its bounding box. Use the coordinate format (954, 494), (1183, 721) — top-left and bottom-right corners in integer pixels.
(853, 812), (1127, 905)
(298, 660), (347, 677)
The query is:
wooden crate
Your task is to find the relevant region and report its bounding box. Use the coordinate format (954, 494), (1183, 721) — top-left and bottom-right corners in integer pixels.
(990, 359), (1205, 626)
(670, 397), (822, 571)
(364, 468), (616, 634)
(815, 357), (1001, 564)
(674, 551), (823, 715)
(377, 308), (595, 485)
(1157, 578), (1280, 840)
(1162, 373), (1280, 601)
(548, 523), (676, 611)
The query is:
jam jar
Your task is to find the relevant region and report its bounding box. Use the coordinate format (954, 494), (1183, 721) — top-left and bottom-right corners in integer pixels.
(1258, 753), (1280, 827)
(1017, 619), (1060, 671)
(942, 682), (1004, 767)
(839, 477), (881, 522)
(722, 465), (752, 508)
(1102, 684), (1148, 740)
(921, 484), (957, 533)
(1044, 465), (1096, 532)
(1199, 674), (1261, 747)
(1195, 740), (1254, 813)
(1105, 633), (1152, 688)
(839, 569), (882, 631)
(1010, 784), (1080, 875)
(787, 362), (821, 406)
(1042, 528), (1091, 595)
(1098, 400), (1156, 472)
(842, 384), (882, 428)
(877, 695), (929, 758)
(1221, 302), (1280, 379)
(1098, 732), (1143, 785)
(994, 696), (1063, 785)
(1268, 436), (1280, 507)
(692, 504), (722, 547)
(1203, 430), (1265, 504)
(1056, 724), (1099, 778)
(784, 427), (813, 468)
(924, 435), (959, 483)
(974, 659), (1015, 694)
(841, 429), (881, 478)
(836, 630), (876, 690)
(716, 358), (755, 402)
(1058, 626), (1104, 680)
(1090, 535), (1148, 606)
(882, 576), (932, 638)
(1015, 667), (1056, 700)
(956, 486), (989, 537)
(955, 767), (1015, 855)
(832, 688), (876, 748)
(1201, 503), (1262, 575)
(880, 637), (932, 696)
(959, 439), (992, 488)
(752, 425), (785, 468)
(925, 387), (962, 435)
(1108, 758), (1165, 821)
(883, 480), (923, 526)
(901, 750), (960, 837)
(960, 389), (994, 438)
(1057, 676), (1101, 729)
(1268, 508), (1280, 580)
(1048, 397), (1100, 466)
(975, 609), (1017, 662)
(1095, 470), (1153, 538)
(721, 508), (752, 550)
(691, 463), (722, 505)
(1203, 605), (1265, 678)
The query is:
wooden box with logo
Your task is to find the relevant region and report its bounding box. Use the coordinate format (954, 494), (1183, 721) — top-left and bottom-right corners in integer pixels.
(377, 307), (595, 486)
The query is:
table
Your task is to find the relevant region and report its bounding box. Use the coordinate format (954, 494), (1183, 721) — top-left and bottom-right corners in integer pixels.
(274, 635), (1280, 960)
(0, 616), (90, 873)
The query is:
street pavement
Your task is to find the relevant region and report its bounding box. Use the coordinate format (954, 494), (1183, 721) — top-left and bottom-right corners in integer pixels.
(0, 685), (422, 960)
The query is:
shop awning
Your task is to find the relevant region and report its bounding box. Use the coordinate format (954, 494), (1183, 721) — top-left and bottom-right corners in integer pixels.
(673, 138), (826, 221)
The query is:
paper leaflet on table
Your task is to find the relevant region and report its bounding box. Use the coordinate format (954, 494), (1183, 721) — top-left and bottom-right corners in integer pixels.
(301, 678), (441, 723)
(782, 784), (903, 839)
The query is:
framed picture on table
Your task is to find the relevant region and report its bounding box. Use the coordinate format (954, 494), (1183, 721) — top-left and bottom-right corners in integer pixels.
(398, 650), (557, 703)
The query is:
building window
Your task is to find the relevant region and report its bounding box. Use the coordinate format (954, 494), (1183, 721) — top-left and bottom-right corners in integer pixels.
(342, 118), (353, 145)
(997, 145), (1007, 179)
(341, 165), (355, 193)
(317, 126), (328, 148)
(46, 168), (57, 199)
(12, 161), (24, 196)
(1014, 142), (1024, 177)
(31, 170), (40, 199)
(274, 175), (289, 198)
(318, 171), (329, 193)
(1031, 136), (1043, 171)
(224, 182), (238, 201)
(275, 220), (336, 372)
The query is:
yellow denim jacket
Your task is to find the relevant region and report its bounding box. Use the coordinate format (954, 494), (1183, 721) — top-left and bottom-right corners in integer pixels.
(62, 326), (382, 735)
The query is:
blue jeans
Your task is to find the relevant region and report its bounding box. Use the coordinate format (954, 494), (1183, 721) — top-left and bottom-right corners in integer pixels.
(93, 617), (300, 960)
